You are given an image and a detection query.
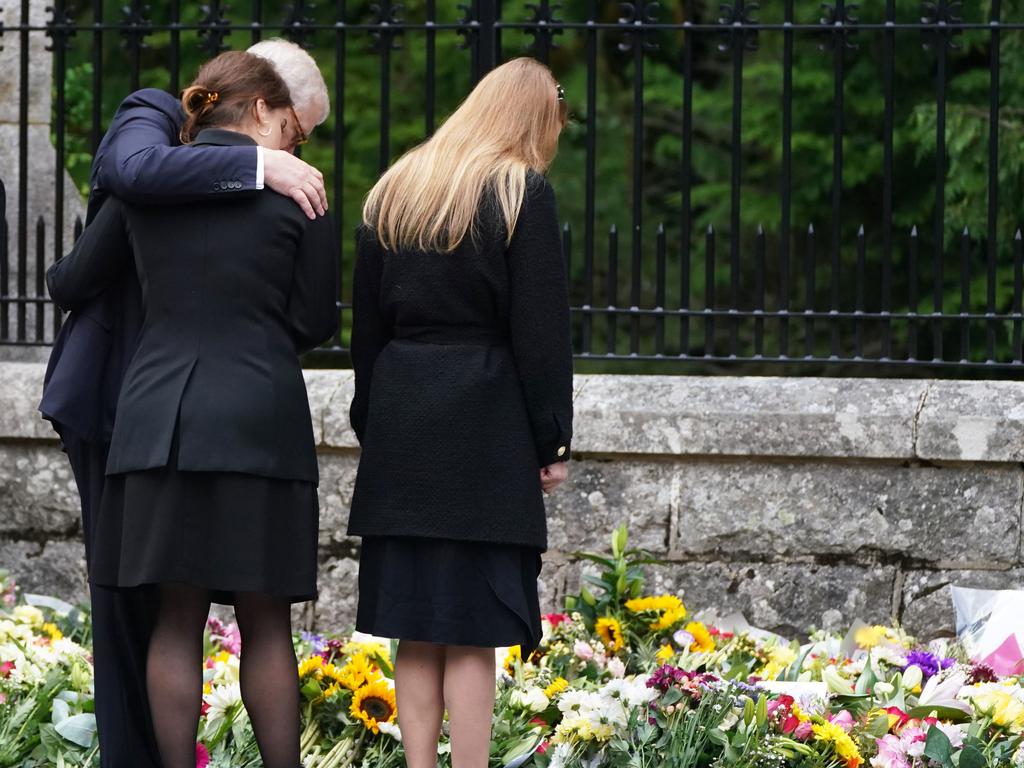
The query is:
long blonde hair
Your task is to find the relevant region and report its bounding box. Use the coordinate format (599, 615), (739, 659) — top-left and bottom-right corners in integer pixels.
(361, 57), (569, 253)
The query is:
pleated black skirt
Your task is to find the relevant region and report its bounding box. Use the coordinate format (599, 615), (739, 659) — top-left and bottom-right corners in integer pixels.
(89, 424), (319, 605)
(356, 536), (543, 654)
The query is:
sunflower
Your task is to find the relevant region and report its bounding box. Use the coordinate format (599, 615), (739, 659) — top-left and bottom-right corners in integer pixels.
(336, 651), (382, 690)
(624, 595), (684, 614)
(686, 621), (714, 653)
(350, 680), (397, 734)
(595, 617), (624, 653)
(503, 645), (522, 675)
(655, 643), (674, 663)
(297, 656), (324, 679)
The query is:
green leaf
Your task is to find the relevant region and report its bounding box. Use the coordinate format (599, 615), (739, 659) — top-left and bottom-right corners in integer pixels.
(922, 725), (954, 768)
(958, 745), (986, 768)
(54, 713), (97, 749)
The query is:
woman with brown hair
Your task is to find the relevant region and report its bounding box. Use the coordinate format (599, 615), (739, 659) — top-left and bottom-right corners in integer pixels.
(47, 50), (337, 768)
(348, 57), (573, 767)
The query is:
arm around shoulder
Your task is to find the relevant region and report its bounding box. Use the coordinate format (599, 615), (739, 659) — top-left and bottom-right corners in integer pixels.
(506, 173), (574, 466)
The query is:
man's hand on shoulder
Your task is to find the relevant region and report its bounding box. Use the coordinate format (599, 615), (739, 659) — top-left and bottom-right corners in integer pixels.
(263, 149), (328, 220)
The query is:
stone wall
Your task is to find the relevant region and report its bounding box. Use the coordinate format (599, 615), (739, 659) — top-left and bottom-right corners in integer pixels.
(1, 362), (1022, 640)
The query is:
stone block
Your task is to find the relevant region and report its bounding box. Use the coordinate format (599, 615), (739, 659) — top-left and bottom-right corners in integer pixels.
(0, 539), (89, 608)
(901, 568), (1024, 641)
(546, 459), (672, 554)
(320, 372), (358, 448)
(0, 362), (54, 440)
(310, 556), (359, 633)
(316, 453), (361, 548)
(0, 444), (81, 535)
(573, 375), (924, 460)
(917, 381), (1024, 463)
(669, 460), (1021, 565)
(635, 561), (896, 639)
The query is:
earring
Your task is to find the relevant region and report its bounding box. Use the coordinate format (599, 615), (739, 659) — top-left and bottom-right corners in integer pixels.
(257, 122), (273, 137)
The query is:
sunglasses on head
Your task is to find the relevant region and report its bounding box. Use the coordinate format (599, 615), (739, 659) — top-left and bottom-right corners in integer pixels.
(556, 84), (565, 101)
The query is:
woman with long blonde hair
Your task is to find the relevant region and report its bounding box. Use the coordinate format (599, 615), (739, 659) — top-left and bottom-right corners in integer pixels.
(348, 57), (573, 766)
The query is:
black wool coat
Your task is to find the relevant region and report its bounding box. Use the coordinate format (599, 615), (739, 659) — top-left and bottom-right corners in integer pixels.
(46, 128), (339, 484)
(347, 169), (573, 550)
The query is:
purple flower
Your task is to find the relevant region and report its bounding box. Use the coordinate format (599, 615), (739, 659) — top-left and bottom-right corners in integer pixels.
(903, 650), (943, 679)
(301, 631), (327, 654)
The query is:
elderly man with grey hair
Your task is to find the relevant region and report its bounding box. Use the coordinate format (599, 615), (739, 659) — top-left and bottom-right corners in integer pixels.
(39, 39), (335, 768)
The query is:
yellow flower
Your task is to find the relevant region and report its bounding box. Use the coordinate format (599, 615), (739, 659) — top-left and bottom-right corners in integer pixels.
(966, 685), (1024, 733)
(651, 606), (689, 632)
(686, 621), (714, 653)
(342, 638), (391, 665)
(854, 625), (893, 649)
(544, 677), (569, 698)
(12, 605), (44, 627)
(335, 651), (382, 690)
(656, 644), (674, 663)
(297, 655), (324, 679)
(760, 644), (798, 679)
(41, 622), (63, 641)
(812, 720), (863, 767)
(504, 645), (522, 675)
(350, 680), (397, 734)
(625, 595), (684, 614)
(595, 617), (624, 653)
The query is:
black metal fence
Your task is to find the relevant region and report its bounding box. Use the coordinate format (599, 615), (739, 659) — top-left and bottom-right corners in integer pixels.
(2, 1), (1024, 376)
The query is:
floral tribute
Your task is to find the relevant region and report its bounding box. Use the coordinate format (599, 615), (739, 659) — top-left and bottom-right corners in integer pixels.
(2, 526), (1024, 767)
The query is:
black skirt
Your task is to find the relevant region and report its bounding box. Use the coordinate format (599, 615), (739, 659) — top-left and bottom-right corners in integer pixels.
(356, 536), (543, 654)
(89, 425), (319, 605)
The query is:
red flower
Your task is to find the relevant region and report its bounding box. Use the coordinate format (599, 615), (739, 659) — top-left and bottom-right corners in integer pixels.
(195, 743), (210, 768)
(543, 613), (569, 627)
(0, 660), (14, 678)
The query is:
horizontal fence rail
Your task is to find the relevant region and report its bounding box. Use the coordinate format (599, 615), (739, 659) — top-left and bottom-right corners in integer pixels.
(1, 1), (1023, 375)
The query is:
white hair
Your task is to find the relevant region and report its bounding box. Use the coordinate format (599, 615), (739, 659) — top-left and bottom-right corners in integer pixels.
(247, 38), (329, 127)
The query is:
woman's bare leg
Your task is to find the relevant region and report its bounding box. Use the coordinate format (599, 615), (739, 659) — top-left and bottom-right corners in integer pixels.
(394, 640), (446, 768)
(443, 646), (496, 768)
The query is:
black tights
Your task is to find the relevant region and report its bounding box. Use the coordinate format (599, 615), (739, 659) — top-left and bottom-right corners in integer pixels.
(146, 583), (300, 768)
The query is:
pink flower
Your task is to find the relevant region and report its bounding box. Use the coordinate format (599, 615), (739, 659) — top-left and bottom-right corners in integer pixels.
(0, 660), (14, 678)
(195, 743), (210, 768)
(607, 657), (626, 678)
(792, 720), (814, 740)
(573, 640), (594, 660)
(829, 709), (855, 732)
(872, 734), (911, 768)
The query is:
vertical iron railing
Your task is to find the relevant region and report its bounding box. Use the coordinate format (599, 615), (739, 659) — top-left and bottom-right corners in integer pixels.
(0, 2), (1022, 374)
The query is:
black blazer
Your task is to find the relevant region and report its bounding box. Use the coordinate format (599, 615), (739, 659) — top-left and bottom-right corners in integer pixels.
(39, 89), (261, 445)
(47, 128), (339, 484)
(347, 169), (573, 550)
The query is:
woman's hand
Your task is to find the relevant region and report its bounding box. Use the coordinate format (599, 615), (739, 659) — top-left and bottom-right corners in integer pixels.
(540, 461), (569, 494)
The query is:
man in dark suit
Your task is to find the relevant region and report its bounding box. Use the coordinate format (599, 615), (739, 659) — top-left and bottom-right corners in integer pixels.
(40, 41), (329, 767)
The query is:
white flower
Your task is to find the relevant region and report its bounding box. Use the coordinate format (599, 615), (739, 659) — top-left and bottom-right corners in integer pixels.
(202, 682), (243, 730)
(378, 721), (402, 742)
(901, 664), (923, 691)
(510, 687), (550, 713)
(606, 657), (625, 678)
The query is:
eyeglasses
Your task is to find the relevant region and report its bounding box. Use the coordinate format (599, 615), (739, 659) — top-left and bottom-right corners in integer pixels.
(556, 84), (565, 101)
(287, 105), (309, 146)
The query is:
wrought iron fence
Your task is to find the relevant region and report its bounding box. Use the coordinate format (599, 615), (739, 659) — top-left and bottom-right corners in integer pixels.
(1, 0), (1023, 375)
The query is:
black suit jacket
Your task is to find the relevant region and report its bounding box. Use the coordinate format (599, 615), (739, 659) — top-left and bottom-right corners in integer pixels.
(47, 129), (338, 484)
(39, 89), (260, 444)
(347, 169), (573, 549)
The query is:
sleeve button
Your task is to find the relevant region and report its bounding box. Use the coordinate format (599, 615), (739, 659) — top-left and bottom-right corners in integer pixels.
(556, 445), (566, 457)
